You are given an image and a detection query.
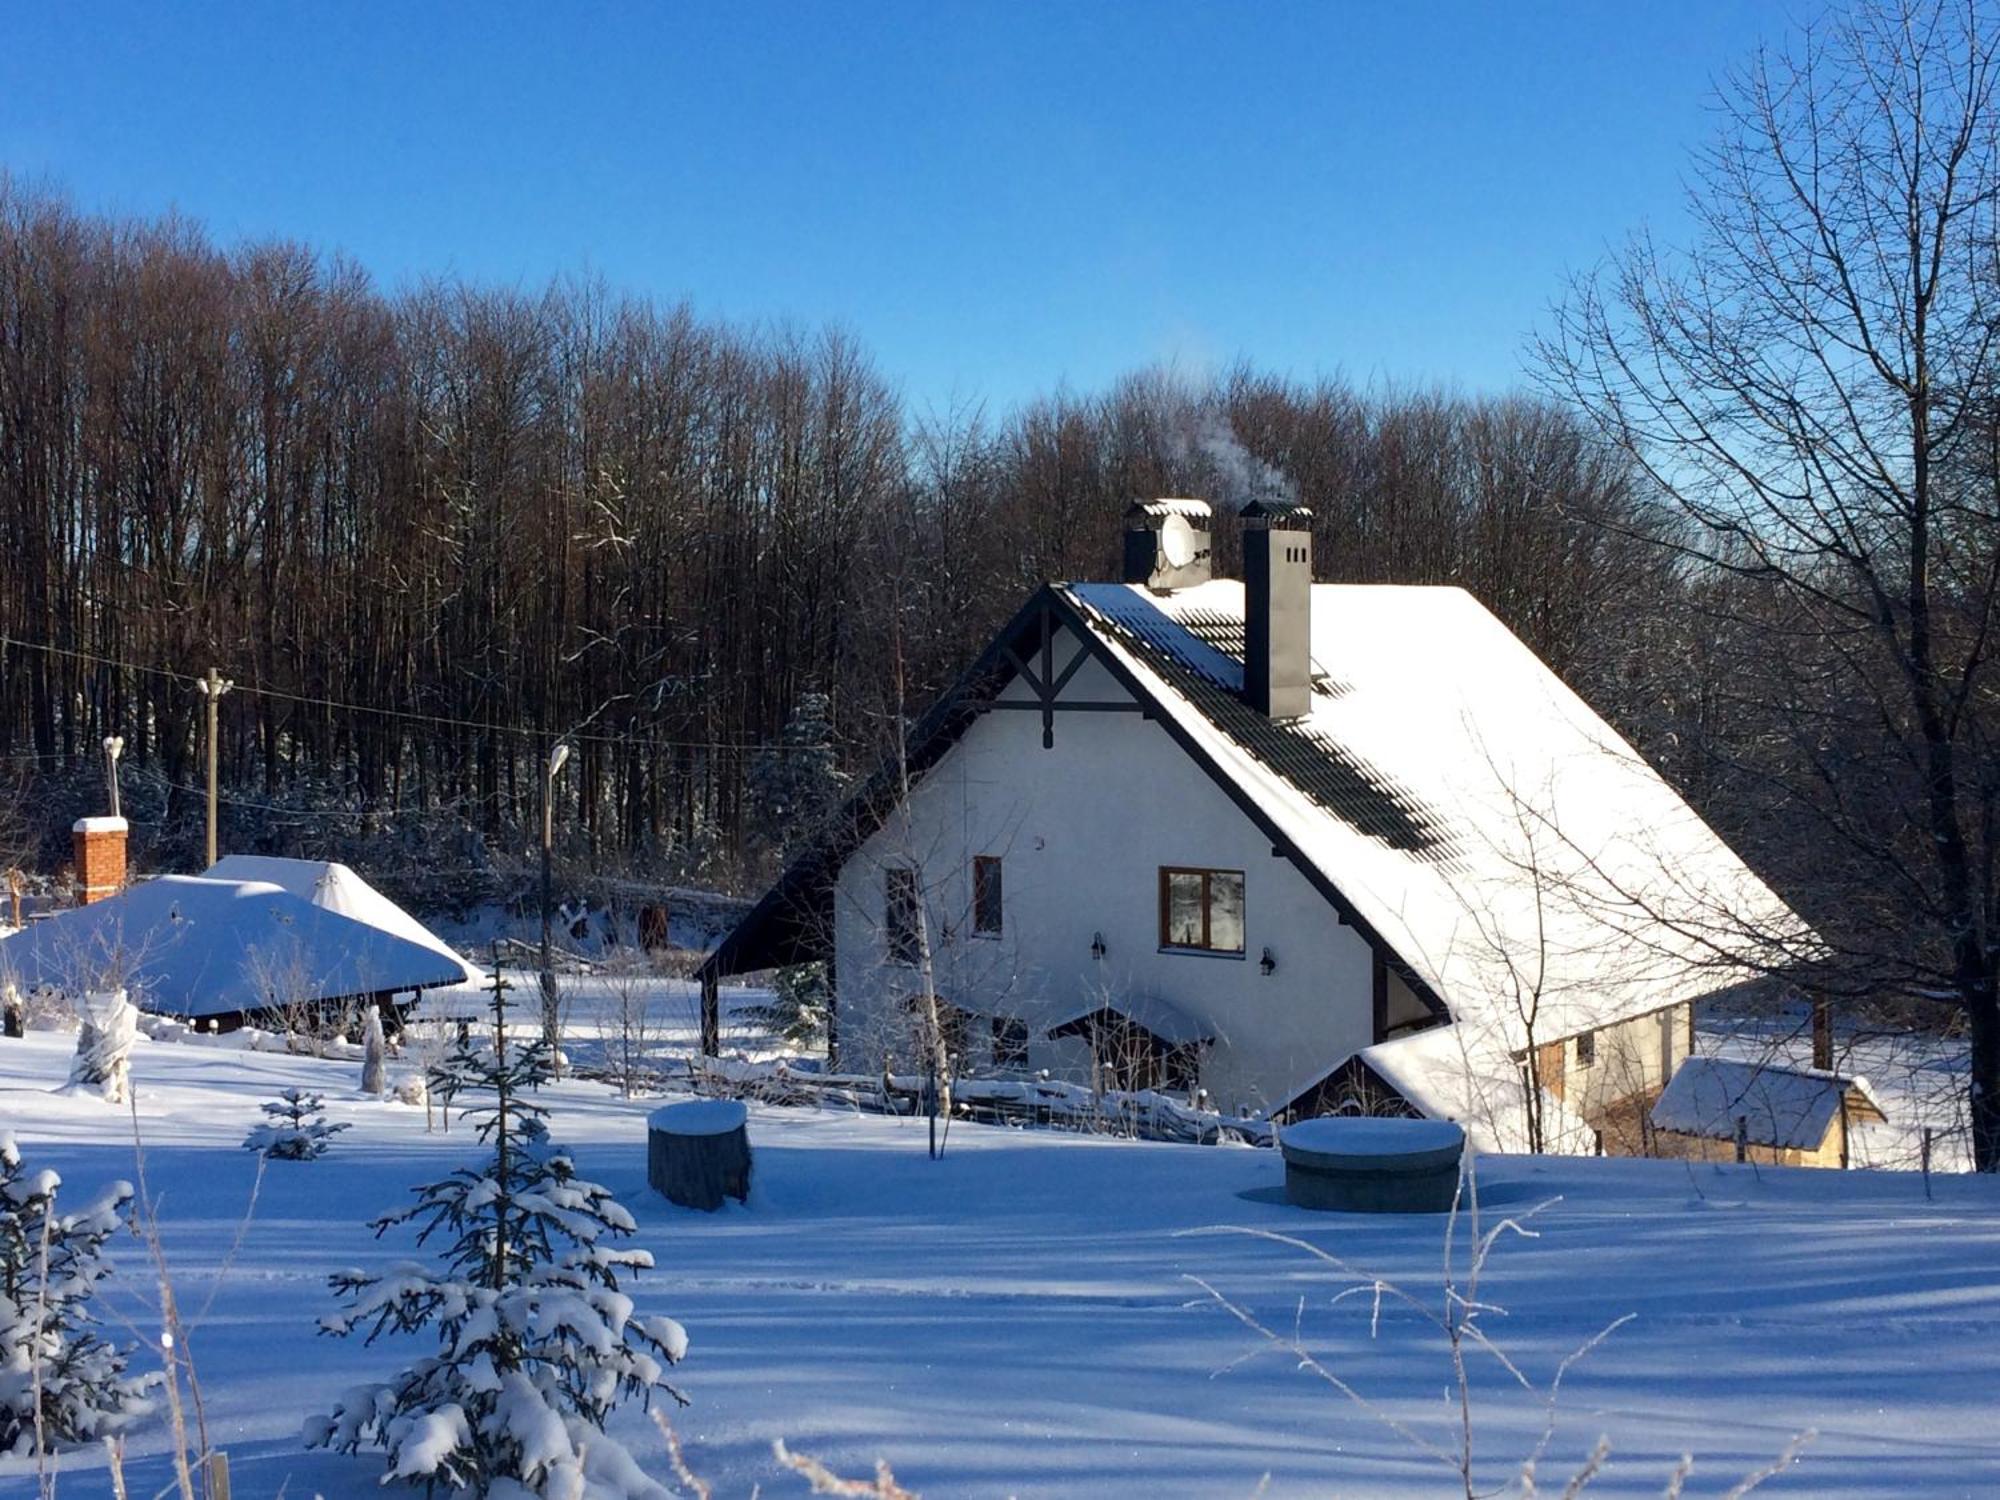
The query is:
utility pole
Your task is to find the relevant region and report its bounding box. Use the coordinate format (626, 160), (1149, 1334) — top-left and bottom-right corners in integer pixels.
(540, 740), (571, 1066)
(195, 669), (232, 868)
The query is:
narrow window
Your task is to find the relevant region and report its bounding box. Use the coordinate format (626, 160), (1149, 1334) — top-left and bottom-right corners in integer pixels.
(886, 868), (921, 965)
(992, 1015), (1029, 1068)
(972, 855), (1003, 936)
(1158, 867), (1247, 954)
(1575, 1028), (1596, 1067)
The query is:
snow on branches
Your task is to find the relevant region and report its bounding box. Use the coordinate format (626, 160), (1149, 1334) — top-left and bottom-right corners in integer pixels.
(305, 966), (688, 1498)
(64, 988), (137, 1104)
(244, 1089), (351, 1161)
(0, 1132), (156, 1456)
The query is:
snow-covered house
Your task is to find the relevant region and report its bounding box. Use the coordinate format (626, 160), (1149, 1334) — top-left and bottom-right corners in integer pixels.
(1649, 1056), (1886, 1168)
(0, 874), (467, 1028)
(699, 498), (1812, 1151)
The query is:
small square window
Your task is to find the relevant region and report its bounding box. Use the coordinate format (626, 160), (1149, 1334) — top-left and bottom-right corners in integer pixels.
(1575, 1029), (1596, 1067)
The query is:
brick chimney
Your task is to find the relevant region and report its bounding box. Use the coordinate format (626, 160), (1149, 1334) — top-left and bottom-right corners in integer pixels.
(72, 817), (129, 905)
(1241, 497), (1314, 719)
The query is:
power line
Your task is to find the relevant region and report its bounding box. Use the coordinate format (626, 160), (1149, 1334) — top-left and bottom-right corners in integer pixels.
(0, 633), (844, 757)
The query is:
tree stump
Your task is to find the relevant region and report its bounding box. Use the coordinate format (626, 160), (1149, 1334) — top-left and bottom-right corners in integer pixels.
(648, 1099), (751, 1211)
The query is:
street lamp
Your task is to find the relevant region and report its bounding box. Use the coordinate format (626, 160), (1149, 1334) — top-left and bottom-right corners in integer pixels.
(541, 741), (572, 1061)
(102, 736), (124, 819)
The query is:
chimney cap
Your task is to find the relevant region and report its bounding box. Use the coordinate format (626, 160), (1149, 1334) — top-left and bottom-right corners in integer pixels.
(1239, 496), (1311, 522)
(72, 816), (130, 835)
(1126, 497), (1212, 522)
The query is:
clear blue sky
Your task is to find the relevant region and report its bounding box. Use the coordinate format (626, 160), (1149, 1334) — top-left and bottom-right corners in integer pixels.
(0, 2), (1784, 416)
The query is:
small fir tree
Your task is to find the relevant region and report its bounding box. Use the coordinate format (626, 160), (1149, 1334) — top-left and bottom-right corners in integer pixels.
(746, 961), (831, 1048)
(305, 967), (688, 1497)
(427, 1019), (483, 1135)
(746, 691), (847, 863)
(0, 1133), (156, 1455)
(244, 1089), (351, 1161)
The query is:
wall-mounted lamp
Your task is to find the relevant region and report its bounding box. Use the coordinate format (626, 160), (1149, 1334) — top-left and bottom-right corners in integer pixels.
(1090, 931), (1106, 962)
(1259, 947), (1276, 977)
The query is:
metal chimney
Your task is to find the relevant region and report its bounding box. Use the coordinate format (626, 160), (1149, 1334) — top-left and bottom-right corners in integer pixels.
(1241, 497), (1313, 719)
(1123, 498), (1212, 592)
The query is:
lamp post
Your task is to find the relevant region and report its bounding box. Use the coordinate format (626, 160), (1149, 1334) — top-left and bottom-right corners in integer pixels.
(540, 740), (572, 1061)
(102, 736), (124, 819)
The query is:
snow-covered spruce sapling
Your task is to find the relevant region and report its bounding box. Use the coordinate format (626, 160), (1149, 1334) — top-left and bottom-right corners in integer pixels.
(0, 1132), (156, 1456)
(305, 967), (688, 1498)
(746, 961), (830, 1049)
(426, 1019), (484, 1134)
(244, 1089), (351, 1161)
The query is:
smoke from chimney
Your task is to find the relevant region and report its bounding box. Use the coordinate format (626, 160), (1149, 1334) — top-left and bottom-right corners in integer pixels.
(1186, 409), (1298, 513)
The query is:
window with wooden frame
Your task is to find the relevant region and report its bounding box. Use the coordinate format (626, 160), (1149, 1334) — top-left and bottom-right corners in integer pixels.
(1158, 866), (1246, 954)
(972, 855), (1003, 937)
(885, 867), (921, 965)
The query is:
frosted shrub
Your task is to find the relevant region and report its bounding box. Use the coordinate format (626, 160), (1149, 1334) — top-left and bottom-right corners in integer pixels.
(361, 1005), (388, 1097)
(65, 988), (137, 1104)
(305, 970), (688, 1497)
(0, 1133), (156, 1455)
(244, 1089), (351, 1161)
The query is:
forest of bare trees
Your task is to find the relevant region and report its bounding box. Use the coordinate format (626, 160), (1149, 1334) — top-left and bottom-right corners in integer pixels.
(0, 179), (1666, 895)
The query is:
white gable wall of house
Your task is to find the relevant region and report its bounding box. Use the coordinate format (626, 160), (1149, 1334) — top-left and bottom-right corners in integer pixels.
(1561, 1003), (1692, 1118)
(829, 627), (1384, 1116)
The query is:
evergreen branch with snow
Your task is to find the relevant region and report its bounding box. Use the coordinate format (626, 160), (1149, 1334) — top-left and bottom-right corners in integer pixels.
(0, 1132), (157, 1457)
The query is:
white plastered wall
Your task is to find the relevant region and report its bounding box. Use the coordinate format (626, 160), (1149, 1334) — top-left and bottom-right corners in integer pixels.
(830, 626), (1379, 1115)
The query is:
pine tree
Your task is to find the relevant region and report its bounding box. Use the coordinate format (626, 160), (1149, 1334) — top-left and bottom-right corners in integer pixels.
(0, 1133), (156, 1455)
(244, 1090), (351, 1161)
(305, 968), (688, 1497)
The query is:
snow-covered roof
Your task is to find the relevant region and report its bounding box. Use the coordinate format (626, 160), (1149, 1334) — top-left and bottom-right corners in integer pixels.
(1043, 992), (1214, 1046)
(205, 855), (482, 983)
(1651, 1056), (1886, 1151)
(1350, 1023), (1597, 1155)
(0, 875), (467, 1019)
(1128, 497), (1213, 519)
(1061, 580), (1812, 1063)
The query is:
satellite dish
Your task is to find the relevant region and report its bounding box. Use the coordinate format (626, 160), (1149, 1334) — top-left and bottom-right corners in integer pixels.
(1160, 513), (1196, 569)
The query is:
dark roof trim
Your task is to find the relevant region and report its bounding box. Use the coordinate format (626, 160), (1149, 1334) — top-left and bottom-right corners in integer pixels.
(700, 584), (1452, 1024)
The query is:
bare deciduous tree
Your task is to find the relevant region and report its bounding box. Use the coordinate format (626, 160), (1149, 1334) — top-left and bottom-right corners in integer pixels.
(1542, 0), (2000, 1168)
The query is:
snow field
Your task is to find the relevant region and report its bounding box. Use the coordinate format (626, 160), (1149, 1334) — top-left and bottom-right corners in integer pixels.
(0, 1017), (1996, 1497)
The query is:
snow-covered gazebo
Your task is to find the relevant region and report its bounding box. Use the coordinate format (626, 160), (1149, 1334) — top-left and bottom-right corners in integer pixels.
(205, 854), (482, 984)
(0, 874), (468, 1028)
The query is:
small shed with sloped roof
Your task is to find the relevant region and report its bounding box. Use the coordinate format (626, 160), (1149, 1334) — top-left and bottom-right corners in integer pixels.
(1650, 1056), (1887, 1168)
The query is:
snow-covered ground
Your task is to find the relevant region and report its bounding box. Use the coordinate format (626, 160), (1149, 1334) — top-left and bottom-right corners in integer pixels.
(2, 1015), (1998, 1498)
